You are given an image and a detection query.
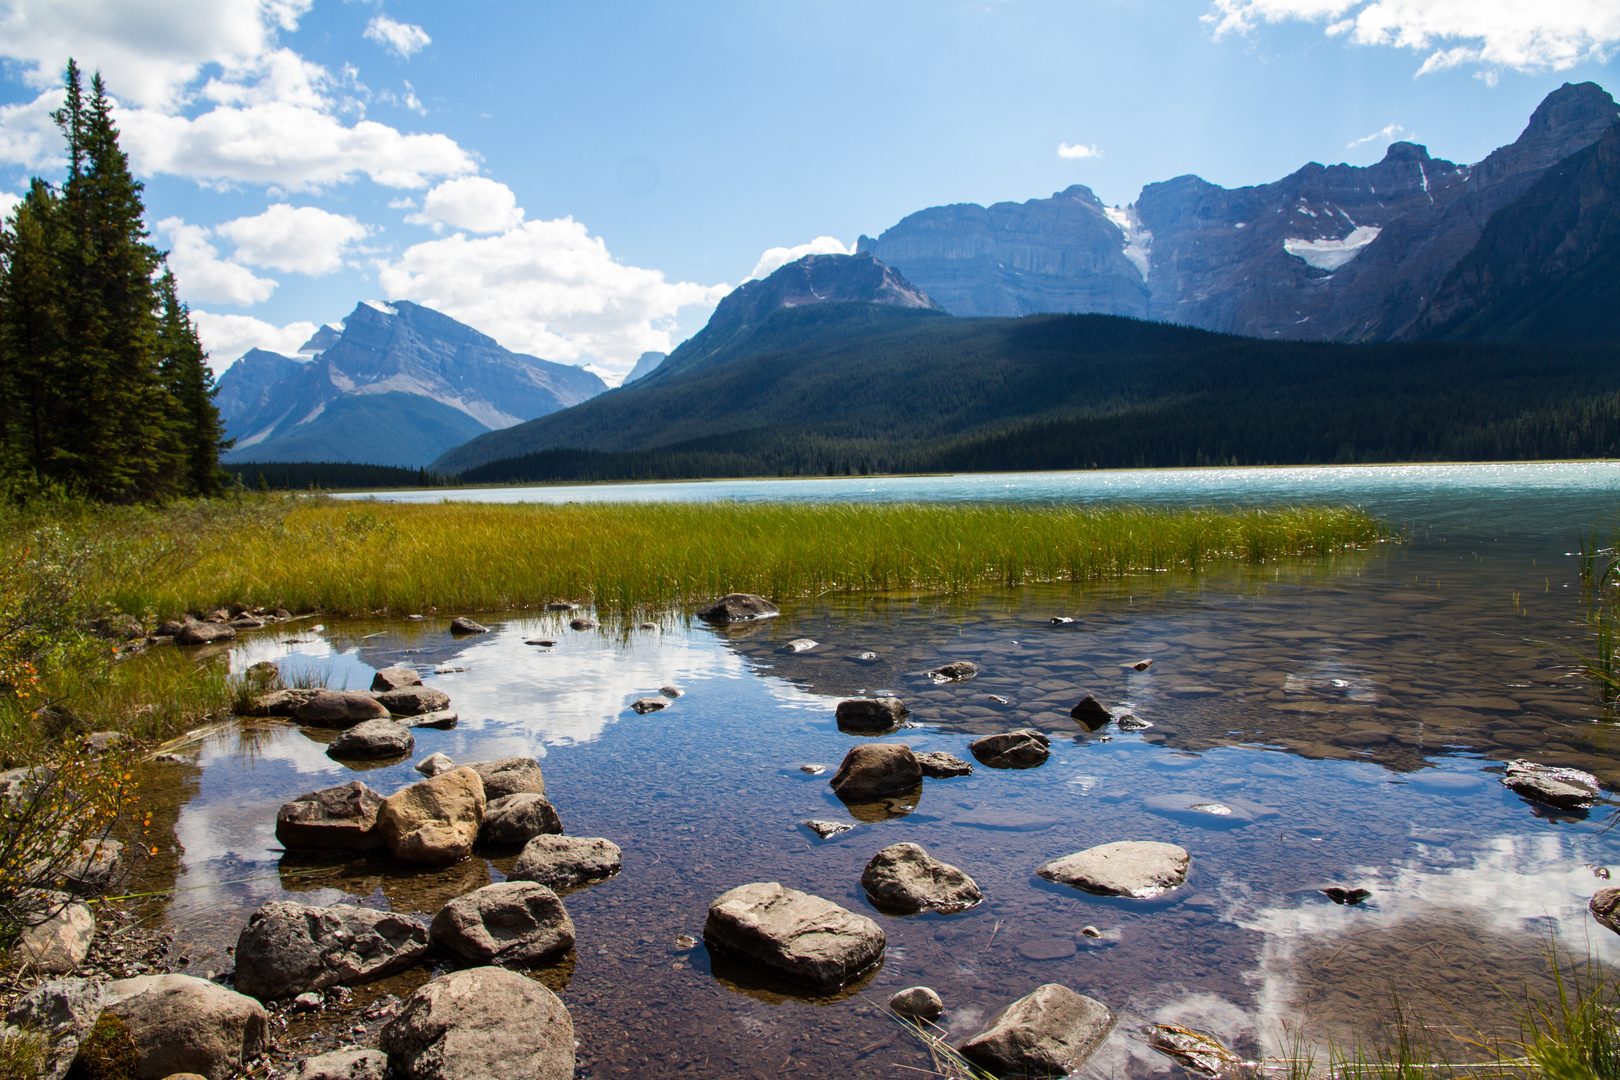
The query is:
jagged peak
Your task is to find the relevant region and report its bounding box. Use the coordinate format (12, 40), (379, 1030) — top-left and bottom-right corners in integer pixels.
(1381, 141), (1432, 163)
(1521, 82), (1619, 143)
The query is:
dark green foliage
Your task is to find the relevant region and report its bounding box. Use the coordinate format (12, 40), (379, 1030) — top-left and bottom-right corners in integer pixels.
(222, 461), (458, 490)
(63, 1013), (136, 1080)
(157, 272), (230, 495)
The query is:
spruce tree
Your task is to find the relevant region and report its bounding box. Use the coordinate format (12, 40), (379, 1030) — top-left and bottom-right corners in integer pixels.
(157, 272), (230, 495)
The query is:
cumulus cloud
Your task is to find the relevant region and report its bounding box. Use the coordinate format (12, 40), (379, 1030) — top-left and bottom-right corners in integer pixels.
(746, 236), (851, 281)
(404, 177), (525, 234)
(1349, 121), (1415, 148)
(1205, 0), (1620, 75)
(364, 15), (431, 59)
(214, 204), (369, 275)
(0, 190), (21, 220)
(156, 217), (279, 307)
(1058, 141), (1103, 159)
(376, 217), (729, 371)
(191, 310), (317, 373)
(0, 91), (63, 170)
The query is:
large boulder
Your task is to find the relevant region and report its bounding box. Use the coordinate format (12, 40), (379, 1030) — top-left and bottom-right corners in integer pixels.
(470, 757), (545, 799)
(696, 593), (779, 623)
(14, 895), (94, 974)
(1590, 888), (1620, 936)
(835, 698), (909, 733)
(429, 881), (575, 966)
(477, 793), (563, 847)
(969, 729), (1051, 769)
(296, 1048), (388, 1080)
(326, 719), (414, 760)
(1502, 760), (1603, 810)
(861, 843), (982, 914)
(449, 617), (489, 635)
(276, 782), (385, 852)
(379, 966), (574, 1080)
(233, 901), (432, 1000)
(1, 977), (105, 1080)
(508, 836), (622, 890)
(829, 744), (923, 800)
(703, 882), (885, 991)
(175, 621), (235, 646)
(377, 768), (486, 865)
(376, 686), (452, 717)
(958, 983), (1116, 1078)
(293, 691), (390, 727)
(1037, 841), (1191, 898)
(371, 666), (423, 692)
(99, 973), (269, 1080)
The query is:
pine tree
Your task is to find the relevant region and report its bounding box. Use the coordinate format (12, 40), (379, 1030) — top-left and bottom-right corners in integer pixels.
(0, 179), (71, 487)
(157, 272), (230, 495)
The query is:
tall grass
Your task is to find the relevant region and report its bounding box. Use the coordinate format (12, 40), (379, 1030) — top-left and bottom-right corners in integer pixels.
(1576, 528), (1620, 710)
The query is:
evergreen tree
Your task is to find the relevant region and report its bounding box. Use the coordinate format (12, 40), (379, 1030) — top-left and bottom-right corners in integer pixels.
(157, 272), (230, 495)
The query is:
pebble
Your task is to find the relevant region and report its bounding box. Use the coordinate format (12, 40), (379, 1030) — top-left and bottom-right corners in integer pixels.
(780, 638), (818, 653)
(803, 820), (855, 840)
(889, 985), (944, 1020)
(293, 991), (322, 1012)
(524, 639), (556, 647)
(674, 935), (697, 951)
(1080, 925), (1102, 938)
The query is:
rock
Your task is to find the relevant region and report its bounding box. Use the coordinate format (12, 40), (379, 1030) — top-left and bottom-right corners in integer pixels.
(245, 660), (281, 683)
(2, 976), (105, 1080)
(850, 651), (880, 663)
(546, 602), (576, 611)
(478, 793), (564, 847)
(890, 986), (944, 1021)
(429, 882), (575, 966)
(1125, 658), (1153, 671)
(277, 782), (385, 852)
(1037, 840), (1191, 898)
(154, 620), (187, 637)
(293, 992), (322, 1012)
(1081, 925), (1102, 938)
(1118, 714), (1153, 731)
(1016, 938), (1077, 961)
(371, 666), (423, 692)
(233, 901), (432, 1000)
(780, 638), (818, 653)
(829, 744), (923, 800)
(293, 690), (391, 727)
(244, 688), (318, 717)
(703, 882), (885, 991)
(1321, 886), (1372, 905)
(969, 729), (1051, 769)
(861, 843), (982, 914)
(958, 984), (1116, 1078)
(696, 593), (780, 623)
(295, 1048), (388, 1080)
(631, 697), (666, 714)
(174, 622), (235, 646)
(405, 710), (458, 729)
(416, 752), (455, 777)
(375, 686), (451, 716)
(915, 751), (973, 778)
(433, 666), (467, 674)
(100, 973), (269, 1080)
(326, 719), (414, 760)
(1502, 759), (1603, 810)
(508, 836), (622, 889)
(1070, 695), (1114, 731)
(58, 836), (123, 895)
(379, 966), (574, 1080)
(928, 661), (978, 682)
(83, 731), (126, 752)
(15, 896), (94, 974)
(450, 617), (489, 634)
(523, 638), (555, 647)
(660, 685), (683, 698)
(1591, 888), (1620, 935)
(469, 757), (545, 799)
(803, 820), (855, 840)
(835, 698), (910, 733)
(1050, 616), (1076, 625)
(568, 618), (596, 631)
(229, 616), (264, 628)
(378, 767), (486, 865)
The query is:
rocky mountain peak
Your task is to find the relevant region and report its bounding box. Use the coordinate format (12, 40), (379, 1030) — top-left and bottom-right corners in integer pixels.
(716, 253), (942, 330)
(1520, 82), (1619, 146)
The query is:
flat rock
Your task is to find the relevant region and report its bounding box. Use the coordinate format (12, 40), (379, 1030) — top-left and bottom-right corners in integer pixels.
(234, 901), (431, 1000)
(416, 753), (455, 777)
(370, 666), (422, 692)
(780, 638), (818, 653)
(478, 793), (564, 847)
(429, 881), (575, 966)
(101, 973), (269, 1080)
(276, 782), (385, 852)
(375, 686), (451, 717)
(631, 697), (666, 714)
(470, 757), (545, 799)
(175, 622), (236, 646)
(703, 882), (885, 991)
(829, 744), (923, 800)
(15, 897), (94, 974)
(803, 820), (855, 840)
(969, 729), (1051, 769)
(890, 985), (944, 1020)
(327, 719), (413, 761)
(915, 751), (972, 778)
(861, 842), (982, 914)
(380, 966), (574, 1080)
(294, 691), (391, 727)
(1038, 840), (1191, 898)
(696, 593), (780, 623)
(405, 709), (458, 729)
(928, 660), (979, 682)
(378, 768), (486, 865)
(835, 697), (910, 733)
(295, 1048), (388, 1080)
(1502, 759), (1603, 810)
(508, 836), (622, 889)
(1591, 888), (1620, 935)
(959, 983), (1115, 1078)
(2, 976), (105, 1080)
(1142, 793), (1276, 827)
(244, 688), (319, 717)
(1070, 695), (1114, 731)
(449, 617), (489, 635)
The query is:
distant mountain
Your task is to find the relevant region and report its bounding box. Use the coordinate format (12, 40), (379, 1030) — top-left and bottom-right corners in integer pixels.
(220, 300), (606, 467)
(622, 351), (667, 384)
(858, 82), (1619, 343)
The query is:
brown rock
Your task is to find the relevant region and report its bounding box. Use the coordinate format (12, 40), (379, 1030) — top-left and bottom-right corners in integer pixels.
(829, 744), (923, 800)
(100, 973), (269, 1080)
(428, 881), (575, 966)
(375, 686), (451, 716)
(835, 697), (909, 733)
(379, 966), (573, 1080)
(469, 758), (545, 799)
(696, 593), (780, 623)
(276, 782), (385, 852)
(703, 882), (884, 990)
(174, 622), (235, 646)
(969, 729), (1051, 769)
(371, 666), (423, 692)
(293, 691), (390, 727)
(377, 768), (486, 865)
(958, 983), (1116, 1078)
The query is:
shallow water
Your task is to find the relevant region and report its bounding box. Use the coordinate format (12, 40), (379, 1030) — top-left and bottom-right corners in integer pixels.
(130, 464), (1620, 1078)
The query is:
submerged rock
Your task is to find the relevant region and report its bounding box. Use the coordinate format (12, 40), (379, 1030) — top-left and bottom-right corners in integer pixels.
(429, 881), (575, 966)
(371, 666), (422, 692)
(326, 719), (413, 760)
(1502, 759), (1603, 810)
(470, 757), (545, 799)
(927, 661), (979, 682)
(377, 767), (486, 865)
(100, 973), (269, 1080)
(958, 983), (1116, 1078)
(803, 820), (855, 840)
(449, 617), (489, 634)
(234, 901), (431, 1000)
(1069, 695), (1114, 731)
(508, 836), (622, 889)
(890, 985), (944, 1020)
(380, 966), (574, 1080)
(780, 638), (818, 653)
(276, 781), (385, 852)
(969, 729), (1051, 769)
(835, 697), (909, 733)
(696, 593), (780, 623)
(478, 793), (564, 847)
(1038, 841), (1191, 899)
(294, 691), (391, 727)
(915, 751), (973, 778)
(861, 843), (982, 914)
(829, 744), (923, 800)
(703, 882), (885, 991)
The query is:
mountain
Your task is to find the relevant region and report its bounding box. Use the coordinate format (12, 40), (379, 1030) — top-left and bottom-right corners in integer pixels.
(220, 300), (606, 467)
(622, 351), (667, 384)
(858, 82), (1619, 343)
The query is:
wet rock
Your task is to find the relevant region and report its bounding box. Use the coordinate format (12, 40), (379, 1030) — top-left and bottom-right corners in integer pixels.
(380, 966), (574, 1080)
(470, 757), (545, 799)
(523, 639), (556, 647)
(100, 973), (269, 1080)
(1069, 695), (1114, 731)
(245, 688), (319, 717)
(546, 602), (576, 612)
(2, 977), (106, 1080)
(803, 820), (855, 840)
(1125, 658), (1153, 671)
(861, 843), (982, 914)
(890, 985), (944, 1020)
(405, 709), (458, 729)
(1037, 840), (1191, 898)
(276, 781), (385, 852)
(416, 752), (455, 777)
(835, 697), (910, 733)
(1080, 925), (1102, 938)
(233, 901), (432, 1000)
(631, 697), (666, 714)
(327, 719), (414, 761)
(829, 744), (923, 800)
(639, 622), (659, 630)
(1590, 888), (1620, 935)
(371, 666), (422, 692)
(568, 617), (596, 631)
(915, 751), (973, 778)
(175, 621), (236, 646)
(928, 661), (979, 682)
(969, 729), (1051, 769)
(15, 895), (94, 974)
(703, 882), (885, 991)
(780, 638), (818, 653)
(375, 686), (451, 716)
(1050, 616), (1076, 625)
(696, 593), (780, 623)
(1321, 886), (1372, 905)
(985, 694), (1018, 708)
(429, 881), (576, 966)
(1118, 714), (1153, 731)
(1502, 759), (1603, 810)
(230, 616), (264, 628)
(850, 651), (880, 664)
(294, 691), (391, 727)
(478, 793), (564, 847)
(449, 617), (489, 635)
(958, 983), (1116, 1078)
(295, 1048), (388, 1080)
(508, 836), (622, 889)
(377, 767), (486, 865)
(660, 685), (683, 698)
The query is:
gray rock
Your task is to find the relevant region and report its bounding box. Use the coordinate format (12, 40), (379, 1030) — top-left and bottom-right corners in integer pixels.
(1038, 840), (1191, 898)
(405, 709), (458, 729)
(371, 666), (423, 692)
(478, 793), (563, 847)
(244, 688), (319, 717)
(969, 729), (1051, 769)
(861, 842), (982, 914)
(508, 836), (622, 889)
(958, 983), (1116, 1078)
(829, 744), (923, 800)
(659, 685), (683, 698)
(234, 901), (432, 1000)
(416, 752), (455, 777)
(155, 619), (187, 637)
(378, 768), (486, 865)
(1, 977), (105, 1080)
(1592, 888), (1620, 936)
(277, 781), (385, 852)
(326, 719), (414, 760)
(450, 617), (489, 635)
(470, 757), (545, 799)
(294, 690), (391, 727)
(58, 835), (123, 895)
(928, 661), (979, 682)
(703, 882), (885, 991)
(546, 602), (576, 611)
(631, 697), (666, 714)
(296, 1048), (388, 1080)
(14, 895), (94, 974)
(568, 617), (596, 630)
(915, 751), (973, 778)
(890, 985), (944, 1020)
(375, 686), (451, 716)
(803, 820), (855, 840)
(696, 593), (780, 623)
(100, 973), (270, 1080)
(835, 698), (909, 733)
(780, 638), (818, 653)
(429, 881), (576, 966)
(1070, 695), (1114, 731)
(175, 621), (236, 646)
(1502, 759), (1603, 810)
(1117, 714), (1153, 731)
(380, 966), (574, 1080)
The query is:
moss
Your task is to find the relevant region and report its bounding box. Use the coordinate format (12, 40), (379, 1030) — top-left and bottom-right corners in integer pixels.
(64, 1013), (137, 1080)
(0, 1029), (47, 1080)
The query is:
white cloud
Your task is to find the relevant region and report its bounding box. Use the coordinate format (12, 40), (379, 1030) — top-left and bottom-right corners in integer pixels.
(364, 15), (431, 60)
(1205, 0), (1620, 75)
(214, 204), (369, 275)
(1058, 141), (1103, 159)
(0, 91), (63, 170)
(378, 81), (427, 115)
(156, 217), (279, 307)
(191, 311), (316, 373)
(404, 177), (525, 234)
(376, 217), (729, 372)
(1349, 121), (1414, 148)
(746, 235), (851, 281)
(0, 190), (20, 220)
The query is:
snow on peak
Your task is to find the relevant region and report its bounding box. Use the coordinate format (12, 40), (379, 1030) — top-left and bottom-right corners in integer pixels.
(362, 299), (399, 315)
(1283, 225), (1382, 272)
(1104, 205), (1152, 282)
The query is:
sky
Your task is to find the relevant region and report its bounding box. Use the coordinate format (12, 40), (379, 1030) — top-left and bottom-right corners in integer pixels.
(0, 1), (1617, 382)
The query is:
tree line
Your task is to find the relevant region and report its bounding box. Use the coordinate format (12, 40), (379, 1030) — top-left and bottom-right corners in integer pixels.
(0, 62), (228, 502)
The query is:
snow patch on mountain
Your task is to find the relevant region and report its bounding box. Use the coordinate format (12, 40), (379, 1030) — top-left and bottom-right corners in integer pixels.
(1283, 226), (1382, 271)
(1104, 205), (1153, 282)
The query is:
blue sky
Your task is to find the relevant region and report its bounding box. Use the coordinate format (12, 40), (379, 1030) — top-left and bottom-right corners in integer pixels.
(1, 0), (1616, 379)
